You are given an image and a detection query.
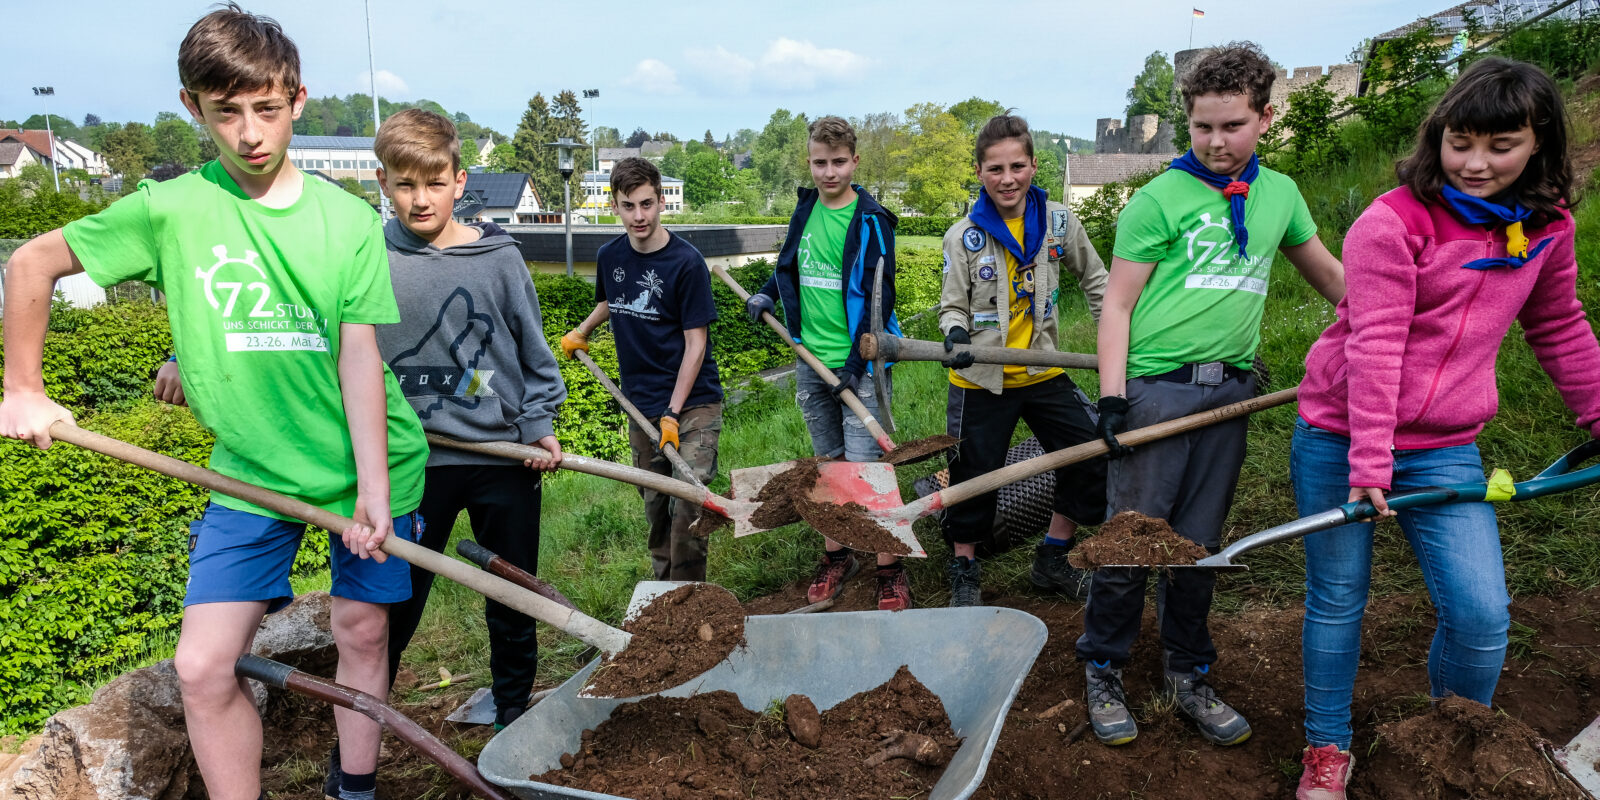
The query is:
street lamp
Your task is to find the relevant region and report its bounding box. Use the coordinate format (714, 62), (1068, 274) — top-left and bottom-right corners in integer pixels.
(583, 89), (599, 173)
(31, 86), (60, 192)
(548, 137), (581, 277)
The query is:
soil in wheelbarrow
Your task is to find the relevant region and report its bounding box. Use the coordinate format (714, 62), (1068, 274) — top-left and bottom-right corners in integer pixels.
(583, 582), (748, 698)
(533, 665), (962, 800)
(1067, 511), (1209, 569)
(1355, 695), (1587, 799)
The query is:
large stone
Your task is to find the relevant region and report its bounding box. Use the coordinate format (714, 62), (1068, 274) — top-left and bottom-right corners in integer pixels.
(3, 592), (338, 800)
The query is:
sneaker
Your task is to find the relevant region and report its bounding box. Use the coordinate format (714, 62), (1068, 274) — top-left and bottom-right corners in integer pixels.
(494, 704), (527, 731)
(947, 556), (982, 607)
(1084, 661), (1138, 745)
(1164, 664), (1252, 745)
(806, 553), (859, 604)
(322, 745), (342, 800)
(875, 566), (913, 611)
(1030, 542), (1092, 600)
(1296, 745), (1353, 800)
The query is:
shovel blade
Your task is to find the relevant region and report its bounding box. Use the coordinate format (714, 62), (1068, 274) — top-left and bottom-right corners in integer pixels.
(729, 460), (924, 555)
(1557, 714), (1600, 796)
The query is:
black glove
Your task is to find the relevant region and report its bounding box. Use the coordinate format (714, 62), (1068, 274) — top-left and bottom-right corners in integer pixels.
(831, 370), (861, 398)
(942, 326), (974, 369)
(746, 293), (775, 323)
(1097, 396), (1134, 459)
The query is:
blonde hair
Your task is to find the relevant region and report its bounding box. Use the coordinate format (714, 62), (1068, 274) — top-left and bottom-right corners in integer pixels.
(375, 108), (460, 177)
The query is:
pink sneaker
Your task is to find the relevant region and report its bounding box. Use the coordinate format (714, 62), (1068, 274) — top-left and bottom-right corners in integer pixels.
(1296, 744), (1353, 800)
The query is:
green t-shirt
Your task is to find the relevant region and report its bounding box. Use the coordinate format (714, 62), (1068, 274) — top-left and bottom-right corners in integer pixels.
(63, 162), (427, 520)
(1112, 166), (1316, 377)
(797, 197), (857, 368)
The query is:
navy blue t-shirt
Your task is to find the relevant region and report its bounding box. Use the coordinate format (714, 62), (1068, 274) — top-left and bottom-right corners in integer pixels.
(596, 232), (723, 417)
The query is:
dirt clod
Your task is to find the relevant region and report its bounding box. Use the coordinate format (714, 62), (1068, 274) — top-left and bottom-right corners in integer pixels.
(696, 709), (728, 739)
(535, 666), (960, 800)
(784, 694), (822, 748)
(1068, 511), (1209, 569)
(880, 434), (959, 465)
(794, 497), (913, 555)
(1358, 696), (1586, 799)
(582, 583), (747, 698)
(748, 458), (824, 528)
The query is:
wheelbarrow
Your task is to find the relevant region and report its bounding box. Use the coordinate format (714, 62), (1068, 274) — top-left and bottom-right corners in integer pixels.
(477, 583), (1049, 800)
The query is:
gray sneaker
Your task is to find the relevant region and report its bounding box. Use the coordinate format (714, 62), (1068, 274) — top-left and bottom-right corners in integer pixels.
(947, 556), (982, 607)
(1164, 664), (1252, 745)
(1085, 660), (1138, 745)
(1030, 543), (1092, 601)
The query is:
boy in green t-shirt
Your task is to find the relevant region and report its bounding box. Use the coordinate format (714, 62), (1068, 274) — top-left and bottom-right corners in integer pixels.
(0, 7), (426, 800)
(1075, 43), (1344, 748)
(742, 117), (907, 610)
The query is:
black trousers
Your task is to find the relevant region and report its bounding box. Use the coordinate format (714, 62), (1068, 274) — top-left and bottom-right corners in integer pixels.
(943, 374), (1108, 544)
(386, 464), (542, 713)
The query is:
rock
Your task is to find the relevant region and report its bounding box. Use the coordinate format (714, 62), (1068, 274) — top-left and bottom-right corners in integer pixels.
(784, 694), (822, 749)
(250, 592), (337, 676)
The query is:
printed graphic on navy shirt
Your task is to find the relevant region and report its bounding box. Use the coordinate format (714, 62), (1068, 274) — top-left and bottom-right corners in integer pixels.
(388, 287), (499, 418)
(595, 234), (723, 418)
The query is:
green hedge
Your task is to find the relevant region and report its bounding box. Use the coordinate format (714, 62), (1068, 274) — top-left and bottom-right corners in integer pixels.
(895, 216), (960, 238)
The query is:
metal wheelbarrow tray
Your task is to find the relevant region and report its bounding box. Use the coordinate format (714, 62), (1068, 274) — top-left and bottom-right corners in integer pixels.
(478, 598), (1048, 800)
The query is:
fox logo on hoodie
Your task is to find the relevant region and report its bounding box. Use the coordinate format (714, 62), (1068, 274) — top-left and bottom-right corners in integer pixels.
(388, 287), (499, 419)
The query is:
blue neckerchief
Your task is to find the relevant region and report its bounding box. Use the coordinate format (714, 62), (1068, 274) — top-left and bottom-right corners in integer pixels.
(970, 184), (1048, 268)
(1168, 150), (1259, 259)
(1439, 185), (1552, 269)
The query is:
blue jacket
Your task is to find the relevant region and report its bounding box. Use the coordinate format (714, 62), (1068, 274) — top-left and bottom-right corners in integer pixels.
(759, 185), (900, 379)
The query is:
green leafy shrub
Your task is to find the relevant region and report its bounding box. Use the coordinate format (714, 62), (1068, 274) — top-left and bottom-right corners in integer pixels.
(1071, 166), (1166, 261)
(0, 181), (111, 239)
(895, 216), (960, 238)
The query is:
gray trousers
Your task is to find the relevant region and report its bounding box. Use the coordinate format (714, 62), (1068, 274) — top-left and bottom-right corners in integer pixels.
(1075, 374), (1255, 673)
(627, 403), (722, 581)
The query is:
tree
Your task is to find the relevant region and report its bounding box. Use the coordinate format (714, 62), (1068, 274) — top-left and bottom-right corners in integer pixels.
(511, 93), (554, 188)
(624, 127), (651, 148)
(82, 113), (103, 129)
(658, 144), (689, 181)
(337, 177), (369, 202)
(1033, 150), (1064, 202)
(21, 114), (79, 144)
(1273, 74), (1347, 176)
(948, 97), (1006, 138)
(702, 130), (717, 149)
(1125, 51), (1176, 119)
(853, 111), (907, 202)
(153, 118), (202, 168)
(653, 131), (679, 143)
(728, 128), (758, 152)
(683, 149), (735, 208)
(593, 126), (623, 148)
(896, 103), (969, 216)
(487, 143), (517, 172)
(750, 109), (809, 206)
(100, 122), (159, 179)
(147, 163), (191, 182)
(460, 137), (482, 169)
(549, 89), (590, 201)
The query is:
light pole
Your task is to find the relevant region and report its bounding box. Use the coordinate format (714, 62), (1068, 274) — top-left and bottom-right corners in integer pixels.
(548, 137), (579, 277)
(363, 0), (389, 219)
(31, 86), (60, 192)
(583, 89), (599, 173)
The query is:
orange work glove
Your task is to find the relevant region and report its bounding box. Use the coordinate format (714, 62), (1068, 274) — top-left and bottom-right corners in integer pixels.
(559, 329), (588, 360)
(658, 410), (680, 451)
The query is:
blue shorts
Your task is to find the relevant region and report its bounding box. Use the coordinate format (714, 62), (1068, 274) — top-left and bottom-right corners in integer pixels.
(184, 503), (422, 612)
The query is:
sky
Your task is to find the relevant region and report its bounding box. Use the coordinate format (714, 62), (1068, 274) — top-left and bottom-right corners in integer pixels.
(4, 0), (1451, 143)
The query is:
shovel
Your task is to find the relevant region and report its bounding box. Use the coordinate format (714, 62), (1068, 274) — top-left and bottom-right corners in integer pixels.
(45, 421), (741, 697)
(772, 387), (1300, 551)
(572, 348), (705, 491)
(1165, 439), (1600, 572)
(859, 332), (1098, 372)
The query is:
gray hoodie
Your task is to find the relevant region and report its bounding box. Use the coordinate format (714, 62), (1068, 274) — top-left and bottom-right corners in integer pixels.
(377, 218), (567, 467)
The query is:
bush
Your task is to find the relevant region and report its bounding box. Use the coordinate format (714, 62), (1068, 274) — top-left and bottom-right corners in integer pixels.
(0, 180), (111, 239)
(895, 216), (960, 238)
(9, 300), (175, 413)
(1071, 166), (1166, 261)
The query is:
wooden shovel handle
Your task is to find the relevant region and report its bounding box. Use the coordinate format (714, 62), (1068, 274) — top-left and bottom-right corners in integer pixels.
(46, 422), (630, 655)
(425, 434), (708, 507)
(572, 348), (704, 490)
(934, 386), (1299, 509)
(711, 265), (895, 452)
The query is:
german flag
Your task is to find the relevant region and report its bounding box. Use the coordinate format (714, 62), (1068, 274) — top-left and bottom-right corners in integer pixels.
(1192, 8), (1205, 16)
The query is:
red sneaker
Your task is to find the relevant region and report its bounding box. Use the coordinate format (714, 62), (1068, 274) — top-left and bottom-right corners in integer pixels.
(1296, 744), (1352, 800)
(875, 566), (913, 611)
(806, 554), (859, 604)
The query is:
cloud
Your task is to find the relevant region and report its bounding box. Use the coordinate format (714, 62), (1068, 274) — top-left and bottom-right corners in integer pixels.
(683, 46), (755, 93)
(677, 39), (871, 95)
(622, 59), (683, 94)
(358, 69), (409, 97)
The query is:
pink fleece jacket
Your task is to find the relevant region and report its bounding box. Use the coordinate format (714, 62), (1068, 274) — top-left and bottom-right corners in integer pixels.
(1299, 186), (1600, 489)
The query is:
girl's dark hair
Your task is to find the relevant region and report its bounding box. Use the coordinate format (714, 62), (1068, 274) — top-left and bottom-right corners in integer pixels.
(1396, 57), (1572, 226)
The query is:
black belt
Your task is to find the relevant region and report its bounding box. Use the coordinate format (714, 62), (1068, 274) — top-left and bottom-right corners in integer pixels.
(1145, 362), (1248, 385)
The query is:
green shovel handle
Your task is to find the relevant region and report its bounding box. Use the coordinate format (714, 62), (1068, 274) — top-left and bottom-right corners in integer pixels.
(1339, 439), (1600, 522)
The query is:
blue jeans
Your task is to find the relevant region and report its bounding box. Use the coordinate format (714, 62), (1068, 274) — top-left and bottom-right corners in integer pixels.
(1291, 419), (1510, 749)
(795, 361), (890, 463)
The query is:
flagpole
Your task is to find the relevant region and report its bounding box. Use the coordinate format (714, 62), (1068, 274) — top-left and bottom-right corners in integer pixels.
(1189, 14), (1196, 49)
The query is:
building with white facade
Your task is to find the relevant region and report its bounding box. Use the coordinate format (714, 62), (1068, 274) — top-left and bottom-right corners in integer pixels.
(455, 172), (558, 224)
(286, 135), (381, 190)
(578, 170), (684, 217)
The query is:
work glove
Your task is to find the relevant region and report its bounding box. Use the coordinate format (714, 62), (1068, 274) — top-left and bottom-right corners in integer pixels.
(831, 370), (861, 399)
(942, 326), (975, 369)
(746, 293), (775, 323)
(559, 329), (588, 360)
(1097, 396), (1134, 459)
(658, 409), (680, 451)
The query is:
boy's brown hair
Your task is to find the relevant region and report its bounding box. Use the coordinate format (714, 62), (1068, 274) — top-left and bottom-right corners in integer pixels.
(1179, 42), (1275, 114)
(375, 109), (461, 176)
(179, 2), (300, 102)
(974, 114), (1033, 165)
(808, 116), (857, 155)
(611, 157), (662, 198)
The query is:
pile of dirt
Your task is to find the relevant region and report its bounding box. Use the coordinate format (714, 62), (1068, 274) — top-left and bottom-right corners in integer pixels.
(1356, 696), (1587, 799)
(534, 665), (962, 800)
(583, 583), (747, 698)
(881, 434), (959, 465)
(748, 458), (823, 529)
(1068, 511), (1209, 569)
(793, 497), (911, 555)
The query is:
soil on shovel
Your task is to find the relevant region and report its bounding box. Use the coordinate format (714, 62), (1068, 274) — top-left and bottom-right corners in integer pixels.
(748, 458), (824, 529)
(1068, 511), (1209, 569)
(880, 434), (959, 465)
(583, 583), (747, 698)
(794, 497), (912, 555)
(534, 665), (962, 800)
(1356, 696), (1587, 799)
